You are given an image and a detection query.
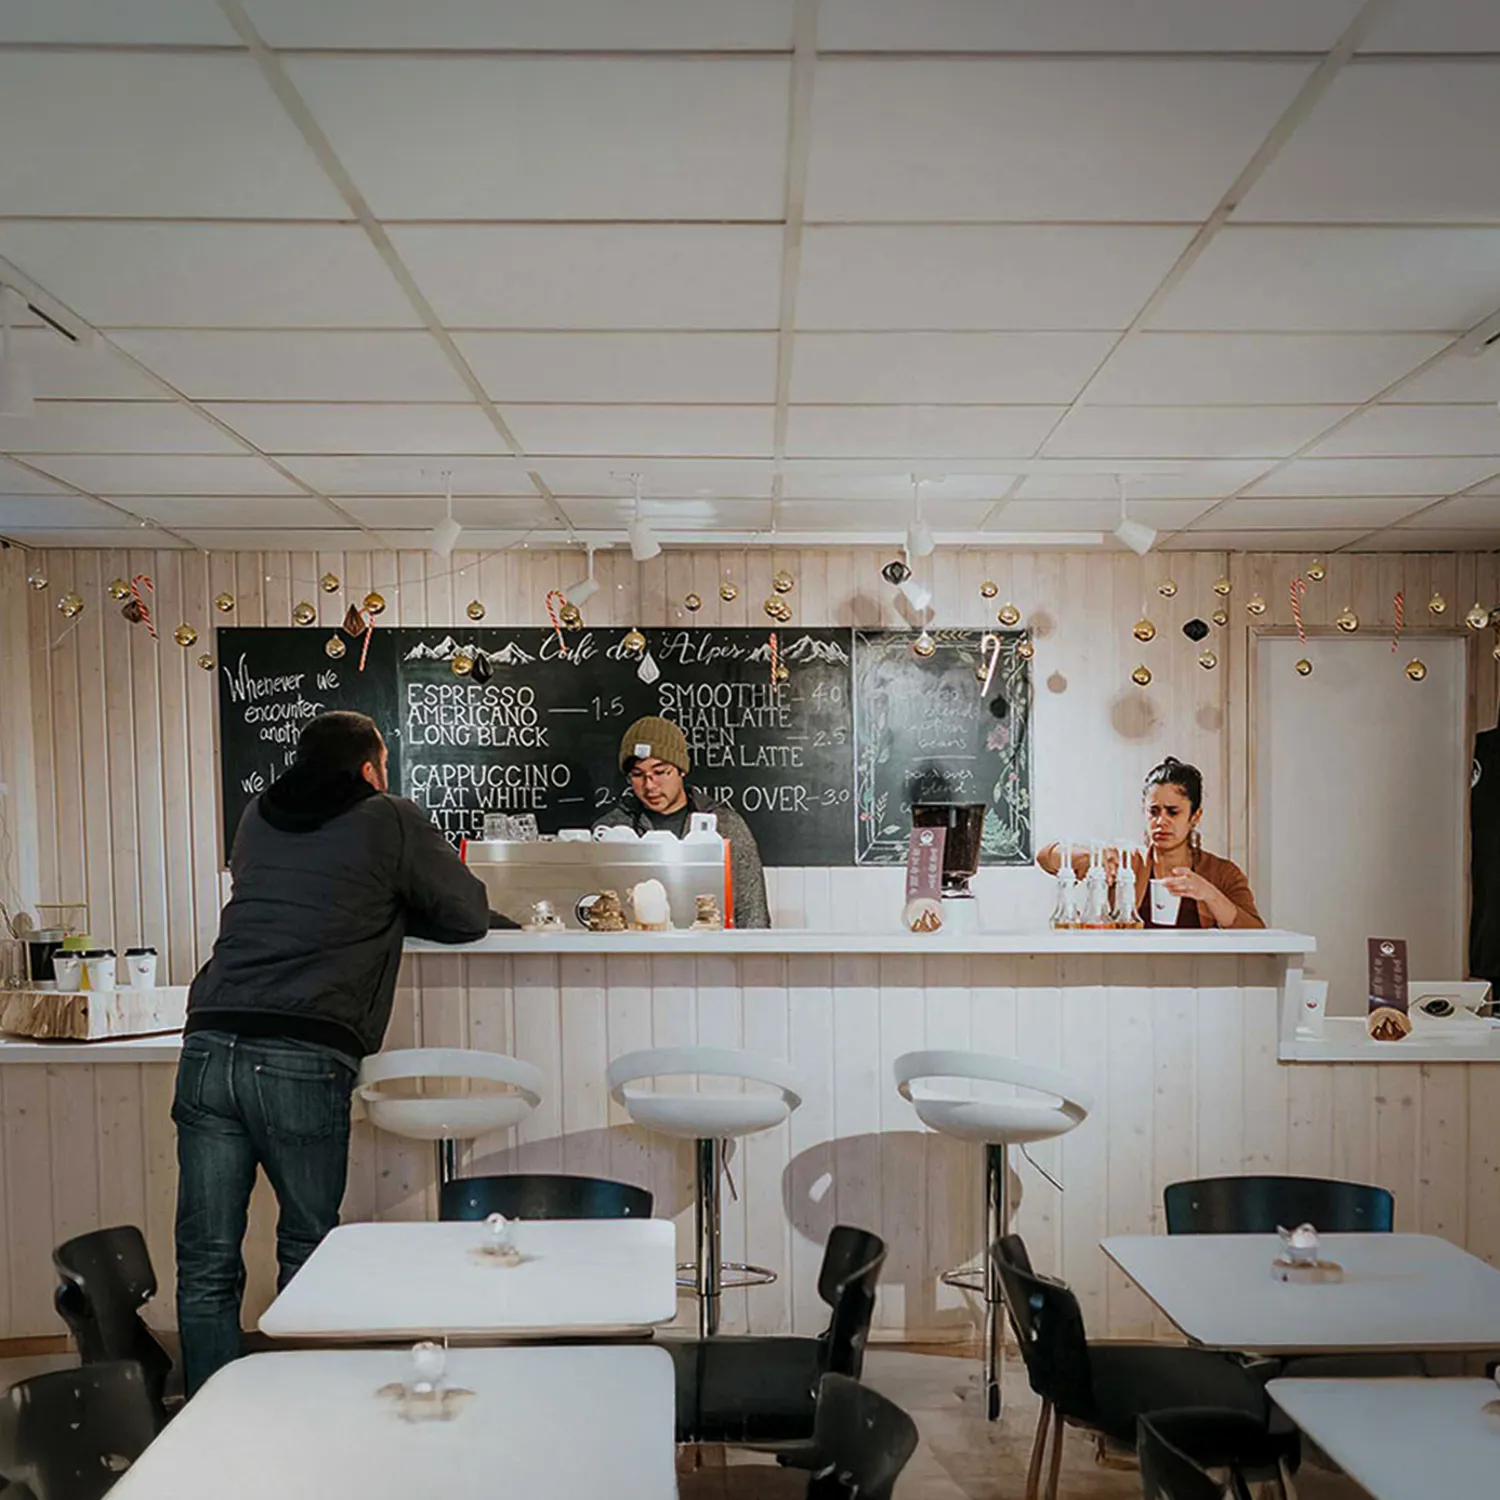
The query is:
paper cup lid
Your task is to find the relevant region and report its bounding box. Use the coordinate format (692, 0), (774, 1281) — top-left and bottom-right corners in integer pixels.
(125, 947), (157, 956)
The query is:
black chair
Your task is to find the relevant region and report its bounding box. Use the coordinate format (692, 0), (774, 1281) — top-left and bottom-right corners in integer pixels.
(1139, 1409), (1296, 1500)
(672, 1224), (886, 1447)
(52, 1228), (174, 1426)
(992, 1235), (1293, 1500)
(0, 1361), (157, 1500)
(438, 1172), (653, 1222)
(802, 1374), (918, 1500)
(1163, 1175), (1394, 1235)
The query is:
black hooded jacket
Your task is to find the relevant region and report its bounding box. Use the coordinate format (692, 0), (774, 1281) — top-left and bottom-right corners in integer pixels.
(186, 764), (489, 1060)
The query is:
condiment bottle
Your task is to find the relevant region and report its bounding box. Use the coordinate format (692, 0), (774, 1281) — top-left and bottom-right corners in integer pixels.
(1112, 848), (1142, 928)
(1049, 845), (1080, 930)
(1080, 849), (1110, 929)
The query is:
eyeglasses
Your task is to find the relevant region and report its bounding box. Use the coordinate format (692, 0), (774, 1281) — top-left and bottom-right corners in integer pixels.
(629, 764), (679, 785)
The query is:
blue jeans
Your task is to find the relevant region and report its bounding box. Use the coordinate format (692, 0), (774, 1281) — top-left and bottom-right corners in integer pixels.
(172, 1030), (356, 1396)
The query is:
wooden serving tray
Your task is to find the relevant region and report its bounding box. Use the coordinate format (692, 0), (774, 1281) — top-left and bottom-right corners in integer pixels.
(0, 985), (188, 1041)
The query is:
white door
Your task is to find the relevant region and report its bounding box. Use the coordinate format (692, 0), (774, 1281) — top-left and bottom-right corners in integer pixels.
(1256, 635), (1467, 1015)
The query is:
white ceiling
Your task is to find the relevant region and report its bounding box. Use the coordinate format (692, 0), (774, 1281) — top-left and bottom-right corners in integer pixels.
(0, 0), (1497, 556)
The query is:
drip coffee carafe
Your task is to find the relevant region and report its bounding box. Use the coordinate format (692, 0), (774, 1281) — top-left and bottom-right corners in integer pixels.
(911, 803), (988, 932)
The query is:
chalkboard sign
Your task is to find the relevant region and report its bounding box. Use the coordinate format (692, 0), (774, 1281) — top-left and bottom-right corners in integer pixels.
(216, 625), (854, 867)
(852, 629), (1032, 866)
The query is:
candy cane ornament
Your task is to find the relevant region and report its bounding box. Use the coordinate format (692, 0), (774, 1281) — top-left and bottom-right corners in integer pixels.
(130, 574), (158, 640)
(545, 589), (570, 657)
(1288, 575), (1306, 645)
(979, 631), (1002, 698)
(769, 630), (781, 690)
(358, 609), (374, 673)
(1392, 590), (1404, 653)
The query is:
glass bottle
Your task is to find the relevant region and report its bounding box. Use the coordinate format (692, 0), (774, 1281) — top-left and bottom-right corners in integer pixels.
(1079, 849), (1110, 929)
(1112, 848), (1142, 928)
(1049, 846), (1080, 930)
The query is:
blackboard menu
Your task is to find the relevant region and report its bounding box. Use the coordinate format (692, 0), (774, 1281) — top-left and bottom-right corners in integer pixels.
(853, 629), (1033, 866)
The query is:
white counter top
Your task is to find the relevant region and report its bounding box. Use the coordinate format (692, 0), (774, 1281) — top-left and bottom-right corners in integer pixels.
(1280, 1015), (1500, 1064)
(406, 927), (1316, 958)
(0, 1032), (183, 1064)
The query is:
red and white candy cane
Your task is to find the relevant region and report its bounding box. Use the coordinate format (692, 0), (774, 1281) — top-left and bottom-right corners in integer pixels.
(1288, 575), (1306, 645)
(358, 609), (374, 673)
(1392, 590), (1404, 653)
(978, 631), (1002, 698)
(545, 589), (570, 657)
(769, 630), (780, 689)
(130, 574), (157, 640)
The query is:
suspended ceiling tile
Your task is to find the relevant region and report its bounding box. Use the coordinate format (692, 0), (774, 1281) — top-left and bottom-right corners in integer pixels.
(176, 529), (397, 552)
(1387, 352), (1500, 404)
(389, 225), (783, 331)
(127, 497), (342, 528)
(24, 454), (303, 496)
(1307, 404), (1500, 458)
(273, 455), (534, 496)
(1203, 496), (1433, 529)
(1145, 228), (1500, 333)
(454, 333), (778, 405)
(560, 496), (774, 530)
(769, 498), (915, 531)
(11, 331), (168, 402)
(246, 0), (796, 49)
(504, 405), (774, 458)
(286, 57), (789, 220)
(1041, 405), (1354, 460)
(0, 402), (240, 455)
(789, 332), (1114, 405)
(1398, 493), (1500, 528)
(0, 223), (417, 330)
(785, 405), (1064, 459)
(0, 528), (191, 548)
(0, 457), (72, 496)
(0, 496), (128, 527)
(339, 496), (557, 529)
(1235, 63), (1500, 225)
(1363, 0), (1500, 53)
(990, 498), (1216, 530)
(798, 226), (1194, 332)
(1088, 333), (1450, 406)
(203, 404), (506, 456)
(1013, 461), (1274, 500)
(806, 59), (1311, 222)
(1347, 529), (1500, 551)
(817, 0), (1364, 51)
(1247, 456), (1500, 497)
(1158, 528), (1368, 551)
(0, 0), (240, 42)
(0, 55), (345, 219)
(536, 457), (776, 498)
(780, 466), (1016, 501)
(109, 331), (471, 403)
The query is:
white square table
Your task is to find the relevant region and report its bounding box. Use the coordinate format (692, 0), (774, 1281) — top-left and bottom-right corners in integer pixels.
(1101, 1233), (1500, 1354)
(108, 1345), (677, 1499)
(259, 1218), (678, 1341)
(1268, 1378), (1500, 1500)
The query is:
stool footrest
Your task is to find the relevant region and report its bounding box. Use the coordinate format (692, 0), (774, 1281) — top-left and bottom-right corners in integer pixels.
(677, 1261), (777, 1292)
(941, 1266), (990, 1297)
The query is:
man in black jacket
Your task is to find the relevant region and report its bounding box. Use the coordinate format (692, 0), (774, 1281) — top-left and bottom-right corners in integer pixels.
(174, 711), (489, 1394)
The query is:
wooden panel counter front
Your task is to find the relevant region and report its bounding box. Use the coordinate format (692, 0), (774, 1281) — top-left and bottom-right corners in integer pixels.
(3, 927), (1498, 1351)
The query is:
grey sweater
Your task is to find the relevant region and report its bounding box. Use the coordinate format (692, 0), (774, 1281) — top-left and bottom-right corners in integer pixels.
(594, 788), (771, 929)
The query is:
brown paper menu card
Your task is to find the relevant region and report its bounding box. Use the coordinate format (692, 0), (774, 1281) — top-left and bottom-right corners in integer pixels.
(904, 827), (946, 933)
(1367, 936), (1412, 1041)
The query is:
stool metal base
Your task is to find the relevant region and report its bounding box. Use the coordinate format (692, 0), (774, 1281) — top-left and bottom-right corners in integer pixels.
(685, 1136), (778, 1335)
(435, 1138), (459, 1188)
(939, 1142), (1011, 1421)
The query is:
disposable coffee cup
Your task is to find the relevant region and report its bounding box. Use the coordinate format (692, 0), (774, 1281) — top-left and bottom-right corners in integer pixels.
(125, 948), (158, 988)
(81, 949), (117, 992)
(52, 952), (84, 991)
(1149, 879), (1181, 927)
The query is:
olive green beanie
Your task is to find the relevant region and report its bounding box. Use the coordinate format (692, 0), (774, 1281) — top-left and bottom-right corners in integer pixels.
(619, 715), (691, 776)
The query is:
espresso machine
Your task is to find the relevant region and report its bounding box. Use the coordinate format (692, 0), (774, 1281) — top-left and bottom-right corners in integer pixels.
(911, 802), (988, 933)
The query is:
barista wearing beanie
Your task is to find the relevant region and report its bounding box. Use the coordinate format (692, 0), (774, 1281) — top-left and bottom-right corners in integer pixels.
(593, 715), (770, 929)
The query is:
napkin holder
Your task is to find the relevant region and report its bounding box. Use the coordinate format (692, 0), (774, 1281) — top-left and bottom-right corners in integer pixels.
(1271, 1222), (1343, 1283)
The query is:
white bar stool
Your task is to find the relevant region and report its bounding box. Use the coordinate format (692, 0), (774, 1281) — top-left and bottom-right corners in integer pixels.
(894, 1049), (1091, 1421)
(607, 1046), (803, 1336)
(357, 1047), (543, 1188)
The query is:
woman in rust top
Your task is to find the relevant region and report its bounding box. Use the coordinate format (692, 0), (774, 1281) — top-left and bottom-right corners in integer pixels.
(1037, 756), (1264, 929)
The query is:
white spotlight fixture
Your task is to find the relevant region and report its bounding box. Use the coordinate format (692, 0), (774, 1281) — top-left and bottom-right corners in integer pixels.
(428, 472), (462, 559)
(906, 475), (935, 559)
(564, 545), (600, 606)
(0, 286), (35, 420)
(625, 473), (661, 561)
(1112, 475), (1157, 557)
(898, 576), (932, 613)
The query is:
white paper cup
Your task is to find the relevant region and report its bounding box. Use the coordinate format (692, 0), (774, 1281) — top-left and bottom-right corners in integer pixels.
(1149, 879), (1182, 927)
(52, 953), (84, 991)
(83, 953), (117, 992)
(126, 950), (158, 988)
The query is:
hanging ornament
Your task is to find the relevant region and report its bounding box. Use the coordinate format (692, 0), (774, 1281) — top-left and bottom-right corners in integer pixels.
(1490, 609), (1500, 630)
(980, 580), (998, 600)
(1016, 638), (1035, 661)
(470, 651), (493, 685)
(213, 591), (235, 613)
(173, 624), (198, 648)
(292, 600), (316, 626)
(913, 629), (937, 659)
(325, 635), (347, 659)
(1213, 577), (1232, 597)
(342, 604), (366, 638)
(544, 589), (570, 656)
(1428, 590), (1447, 616)
(772, 570), (795, 595)
(1306, 560), (1327, 582)
(1183, 618), (1209, 642)
(977, 632), (1002, 697)
(622, 627), (647, 656)
(1406, 659), (1428, 682)
(1391, 590), (1404, 653)
(638, 650), (661, 685)
(451, 651), (474, 676)
(997, 602), (1022, 627)
(196, 652), (215, 672)
(684, 593), (702, 613)
(121, 598), (144, 625)
(108, 578), (132, 602)
(466, 599), (486, 622)
(763, 596), (782, 620)
(559, 601), (583, 630)
(319, 571), (340, 594)
(768, 631), (782, 689)
(1132, 617), (1157, 643)
(1157, 579), (1177, 598)
(362, 591), (386, 616)
(130, 575), (158, 639)
(1131, 664), (1153, 687)
(26, 571), (47, 591)
(772, 661), (790, 684)
(1211, 607), (1229, 628)
(1336, 606), (1359, 633)
(881, 559), (911, 587)
(1465, 602), (1489, 631)
(1198, 650), (1218, 671)
(1247, 594), (1267, 616)
(57, 592), (84, 619)
(719, 580), (739, 603)
(1295, 658), (1314, 677)
(1289, 576), (1307, 644)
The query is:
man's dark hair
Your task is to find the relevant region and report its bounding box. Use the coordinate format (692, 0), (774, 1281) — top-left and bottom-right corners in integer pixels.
(295, 711), (383, 777)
